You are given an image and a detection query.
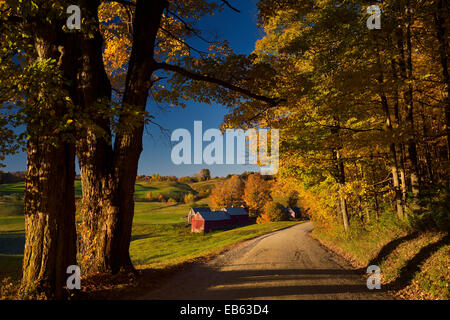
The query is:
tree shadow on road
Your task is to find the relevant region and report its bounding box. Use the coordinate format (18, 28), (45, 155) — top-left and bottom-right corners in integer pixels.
(141, 264), (393, 300)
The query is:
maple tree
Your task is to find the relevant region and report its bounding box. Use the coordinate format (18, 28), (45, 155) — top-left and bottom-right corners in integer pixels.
(243, 173), (271, 217)
(210, 174), (245, 209)
(0, 0), (281, 298)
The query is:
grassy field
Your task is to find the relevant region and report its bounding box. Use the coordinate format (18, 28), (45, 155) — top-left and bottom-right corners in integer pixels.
(0, 180), (196, 201)
(0, 181), (83, 197)
(130, 221), (301, 269)
(0, 181), (302, 288)
(134, 181), (196, 200)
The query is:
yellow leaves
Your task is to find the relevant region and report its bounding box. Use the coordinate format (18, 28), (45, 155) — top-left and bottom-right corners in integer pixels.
(98, 2), (132, 78)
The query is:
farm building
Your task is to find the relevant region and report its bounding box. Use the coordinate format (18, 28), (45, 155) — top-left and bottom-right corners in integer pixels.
(223, 207), (249, 224)
(187, 207), (211, 224)
(286, 207), (302, 219)
(191, 211), (232, 233)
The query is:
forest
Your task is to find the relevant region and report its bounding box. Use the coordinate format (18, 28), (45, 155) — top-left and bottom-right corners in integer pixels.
(0, 0), (448, 300)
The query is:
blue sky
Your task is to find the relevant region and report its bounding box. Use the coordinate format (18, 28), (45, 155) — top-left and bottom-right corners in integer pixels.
(3, 1), (263, 178)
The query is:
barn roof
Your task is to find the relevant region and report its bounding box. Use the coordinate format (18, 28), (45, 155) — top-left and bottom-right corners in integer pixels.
(223, 207), (248, 216)
(197, 211), (231, 221)
(190, 207), (211, 213)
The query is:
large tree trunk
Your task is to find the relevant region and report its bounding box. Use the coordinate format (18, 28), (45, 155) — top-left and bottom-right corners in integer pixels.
(21, 140), (76, 299)
(70, 0), (124, 273)
(404, 8), (421, 200)
(102, 0), (168, 272)
(336, 150), (349, 232)
(331, 121), (349, 232)
(391, 57), (409, 205)
(20, 28), (77, 299)
(433, 0), (450, 164)
(396, 10), (421, 205)
(374, 37), (404, 219)
(77, 0), (167, 273)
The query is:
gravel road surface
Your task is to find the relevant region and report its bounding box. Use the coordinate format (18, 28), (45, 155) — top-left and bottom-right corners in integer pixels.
(141, 222), (392, 300)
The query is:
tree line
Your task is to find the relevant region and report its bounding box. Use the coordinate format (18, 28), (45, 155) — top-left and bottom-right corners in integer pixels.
(224, 0), (449, 232)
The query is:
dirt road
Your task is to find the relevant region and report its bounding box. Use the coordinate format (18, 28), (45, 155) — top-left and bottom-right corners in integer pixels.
(141, 222), (392, 300)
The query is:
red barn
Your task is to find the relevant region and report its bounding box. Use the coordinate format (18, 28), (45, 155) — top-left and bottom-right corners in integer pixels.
(286, 207), (302, 219)
(187, 207), (211, 224)
(191, 211), (232, 233)
(223, 207), (249, 225)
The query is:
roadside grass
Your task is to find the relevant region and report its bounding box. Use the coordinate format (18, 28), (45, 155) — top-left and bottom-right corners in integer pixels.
(398, 243), (449, 300)
(312, 214), (449, 300)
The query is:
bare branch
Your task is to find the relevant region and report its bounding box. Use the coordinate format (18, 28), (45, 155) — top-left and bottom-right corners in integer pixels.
(159, 26), (209, 58)
(154, 61), (284, 106)
(220, 0), (240, 13)
(166, 9), (215, 44)
(106, 0), (136, 7)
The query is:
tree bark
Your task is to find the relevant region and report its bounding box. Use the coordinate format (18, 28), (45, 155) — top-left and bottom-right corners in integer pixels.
(396, 9), (421, 204)
(404, 7), (421, 200)
(20, 26), (77, 299)
(76, 0), (167, 274)
(72, 0), (123, 273)
(374, 37), (404, 219)
(433, 0), (450, 164)
(107, 0), (168, 272)
(331, 122), (349, 232)
(336, 150), (349, 232)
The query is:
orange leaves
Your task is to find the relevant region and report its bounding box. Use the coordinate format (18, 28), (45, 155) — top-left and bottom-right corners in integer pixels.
(243, 173), (271, 217)
(99, 2), (132, 80)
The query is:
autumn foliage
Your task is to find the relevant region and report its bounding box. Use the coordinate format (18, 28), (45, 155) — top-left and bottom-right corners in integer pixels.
(243, 173), (271, 217)
(209, 175), (245, 209)
(257, 201), (287, 223)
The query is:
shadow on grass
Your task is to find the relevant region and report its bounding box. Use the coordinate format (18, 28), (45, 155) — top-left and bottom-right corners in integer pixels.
(0, 233), (25, 255)
(386, 234), (449, 291)
(368, 232), (420, 266)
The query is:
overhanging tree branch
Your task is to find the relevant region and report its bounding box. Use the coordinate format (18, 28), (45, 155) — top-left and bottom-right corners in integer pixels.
(106, 0), (136, 7)
(220, 0), (240, 13)
(154, 61), (285, 106)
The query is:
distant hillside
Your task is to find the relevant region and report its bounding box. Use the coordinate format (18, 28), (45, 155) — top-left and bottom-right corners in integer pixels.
(0, 181), (83, 197)
(134, 181), (196, 200)
(0, 172), (26, 184)
(188, 178), (225, 199)
(0, 180), (196, 201)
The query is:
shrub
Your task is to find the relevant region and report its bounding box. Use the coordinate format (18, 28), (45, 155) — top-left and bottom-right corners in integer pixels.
(146, 191), (154, 201)
(13, 193), (22, 201)
(256, 213), (271, 224)
(167, 197), (177, 204)
(184, 193), (195, 204)
(263, 202), (288, 222)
